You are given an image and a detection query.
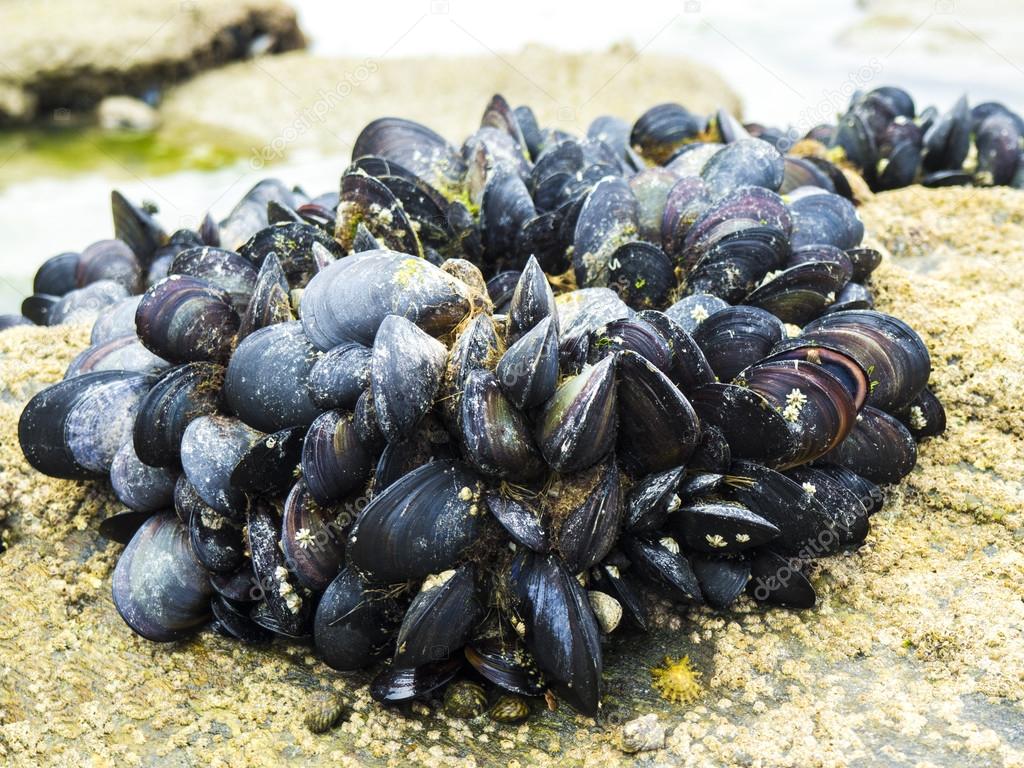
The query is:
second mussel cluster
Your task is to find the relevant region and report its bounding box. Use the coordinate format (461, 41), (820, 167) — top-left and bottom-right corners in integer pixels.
(18, 93), (946, 719)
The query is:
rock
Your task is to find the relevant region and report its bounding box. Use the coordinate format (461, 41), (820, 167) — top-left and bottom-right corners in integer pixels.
(0, 0), (304, 125)
(620, 714), (666, 753)
(97, 96), (160, 132)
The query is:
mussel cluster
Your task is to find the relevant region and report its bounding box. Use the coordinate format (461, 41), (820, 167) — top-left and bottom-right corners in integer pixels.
(811, 88), (1024, 191)
(16, 93), (948, 719)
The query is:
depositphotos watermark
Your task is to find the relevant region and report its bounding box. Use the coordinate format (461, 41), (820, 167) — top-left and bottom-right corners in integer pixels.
(249, 59), (379, 170)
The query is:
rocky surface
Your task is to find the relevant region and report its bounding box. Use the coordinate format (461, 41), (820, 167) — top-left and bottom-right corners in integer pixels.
(0, 0), (304, 124)
(1, 185), (1022, 766)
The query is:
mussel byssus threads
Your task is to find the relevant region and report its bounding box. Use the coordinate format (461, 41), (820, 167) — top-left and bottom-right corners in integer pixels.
(17, 86), (976, 719)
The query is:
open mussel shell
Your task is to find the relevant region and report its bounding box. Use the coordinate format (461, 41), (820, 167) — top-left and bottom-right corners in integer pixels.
(625, 466), (683, 533)
(19, 370), (155, 479)
(465, 638), (546, 696)
(224, 321), (320, 433)
(302, 410), (372, 505)
(690, 556), (751, 610)
(617, 350), (700, 475)
(721, 460), (839, 556)
(496, 316), (558, 412)
(230, 425), (306, 495)
(168, 246), (257, 314)
(112, 514), (213, 642)
(554, 460), (623, 573)
(800, 309), (930, 413)
(136, 275), (240, 364)
(348, 461), (483, 583)
(110, 440), (176, 513)
(315, 567), (401, 671)
(484, 493), (549, 553)
(819, 405), (917, 484)
(747, 551), (816, 609)
(180, 415), (263, 515)
(670, 501), (781, 554)
(301, 250), (476, 350)
(537, 355), (618, 473)
(692, 305), (785, 382)
(621, 534), (703, 605)
(133, 362), (224, 467)
(281, 479), (347, 592)
(509, 551), (602, 715)
(371, 658), (464, 705)
(307, 342), (371, 411)
(460, 369), (542, 481)
(371, 314), (448, 442)
(393, 566), (482, 668)
(590, 561), (648, 630)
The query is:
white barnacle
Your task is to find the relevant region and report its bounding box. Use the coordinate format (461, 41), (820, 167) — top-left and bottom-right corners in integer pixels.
(783, 387), (808, 422)
(659, 536), (680, 555)
(274, 566), (290, 582)
(458, 486), (474, 502)
(295, 527), (316, 550)
(705, 533), (728, 549)
(666, 494), (682, 514)
(605, 565), (621, 580)
(735, 533), (751, 543)
(284, 592), (303, 615)
(689, 305), (710, 324)
(802, 482), (817, 496)
(909, 405), (927, 430)
(420, 569), (456, 593)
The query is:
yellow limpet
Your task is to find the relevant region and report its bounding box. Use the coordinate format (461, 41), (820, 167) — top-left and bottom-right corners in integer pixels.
(651, 655), (702, 704)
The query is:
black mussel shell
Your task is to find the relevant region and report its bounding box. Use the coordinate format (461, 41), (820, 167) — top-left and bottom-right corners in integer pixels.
(554, 461), (624, 573)
(19, 370), (155, 479)
(686, 226), (790, 303)
(353, 117), (466, 187)
(371, 314), (448, 442)
(347, 461), (483, 583)
(371, 658), (464, 704)
(136, 275), (239, 364)
(76, 239), (142, 294)
(692, 305), (785, 382)
(762, 344), (869, 411)
(507, 256), (557, 343)
(211, 596), (272, 644)
(819, 405), (917, 484)
(630, 103), (703, 164)
(65, 334), (168, 379)
(607, 241), (676, 310)
(111, 190), (166, 266)
(497, 316), (559, 411)
(690, 423), (732, 473)
(112, 514), (213, 642)
(230, 425), (306, 496)
(701, 139), (785, 199)
(189, 496), (245, 575)
(224, 321), (321, 433)
(922, 95), (971, 173)
(373, 416), (454, 493)
(573, 175), (639, 288)
(621, 534), (703, 605)
(460, 369), (543, 481)
(315, 567), (401, 670)
(393, 566), (482, 668)
(509, 551), (602, 715)
(744, 260), (852, 326)
(281, 479), (348, 592)
(670, 501), (780, 554)
(247, 498), (311, 635)
(636, 310), (716, 394)
(690, 383), (797, 468)
(239, 221), (345, 288)
(785, 466), (869, 549)
(815, 464), (884, 516)
(555, 288), (632, 371)
(133, 362), (224, 467)
(895, 386), (946, 439)
(690, 556), (750, 610)
(238, 252), (292, 340)
(443, 313), (502, 416)
(301, 410), (372, 505)
(536, 355), (618, 473)
(788, 190), (864, 251)
(33, 251), (80, 296)
(481, 168), (536, 273)
(91, 295), (143, 344)
(98, 509), (157, 545)
(748, 551), (816, 609)
(465, 638), (546, 696)
(589, 318), (672, 372)
(485, 493), (549, 553)
(50, 280), (129, 325)
(664, 293), (729, 335)
(625, 466), (684, 533)
(181, 415), (263, 515)
(110, 440), (176, 513)
(337, 173), (422, 257)
(617, 350), (700, 475)
(590, 562), (648, 630)
(307, 342), (371, 411)
(168, 246), (257, 314)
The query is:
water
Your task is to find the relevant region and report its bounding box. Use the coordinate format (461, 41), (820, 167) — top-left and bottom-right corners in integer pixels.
(2, 0), (1022, 313)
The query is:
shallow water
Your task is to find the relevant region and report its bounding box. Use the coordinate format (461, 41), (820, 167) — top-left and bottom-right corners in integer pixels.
(1, 0), (1022, 313)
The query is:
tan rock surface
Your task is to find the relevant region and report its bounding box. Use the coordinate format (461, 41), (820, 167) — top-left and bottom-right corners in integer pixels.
(0, 0), (304, 123)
